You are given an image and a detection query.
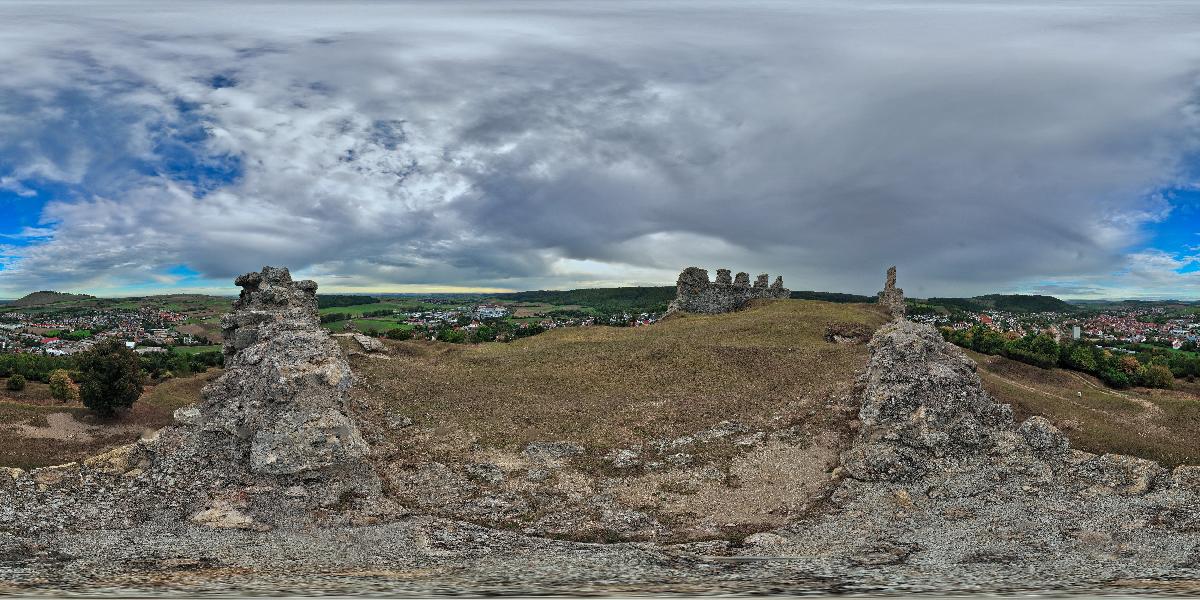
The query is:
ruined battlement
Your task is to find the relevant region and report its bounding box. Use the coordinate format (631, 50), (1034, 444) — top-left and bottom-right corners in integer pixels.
(667, 266), (790, 314)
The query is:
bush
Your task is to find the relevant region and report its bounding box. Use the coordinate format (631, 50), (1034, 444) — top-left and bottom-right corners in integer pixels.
(77, 339), (146, 417)
(1098, 367), (1131, 389)
(1141, 364), (1175, 389)
(436, 328), (466, 343)
(48, 369), (79, 402)
(6, 374), (26, 391)
(385, 328), (412, 341)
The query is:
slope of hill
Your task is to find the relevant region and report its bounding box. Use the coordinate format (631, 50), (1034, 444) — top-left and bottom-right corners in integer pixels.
(922, 293), (1076, 313)
(489, 286), (676, 313)
(790, 290), (876, 303)
(10, 290), (95, 308)
(351, 298), (890, 540)
(966, 349), (1200, 466)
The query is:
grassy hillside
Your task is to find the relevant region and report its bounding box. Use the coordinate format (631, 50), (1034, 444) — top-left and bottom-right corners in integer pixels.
(488, 286), (676, 314)
(10, 291), (95, 308)
(790, 290), (877, 303)
(354, 299), (889, 451)
(0, 370), (219, 469)
(922, 294), (1075, 313)
(967, 349), (1200, 466)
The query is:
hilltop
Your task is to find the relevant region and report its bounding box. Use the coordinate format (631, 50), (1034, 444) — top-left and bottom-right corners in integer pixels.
(351, 298), (890, 540)
(9, 290), (95, 308)
(919, 293), (1076, 313)
(487, 286), (676, 313)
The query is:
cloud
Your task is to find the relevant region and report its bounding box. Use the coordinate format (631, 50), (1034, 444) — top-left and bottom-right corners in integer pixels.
(2, 1), (1200, 297)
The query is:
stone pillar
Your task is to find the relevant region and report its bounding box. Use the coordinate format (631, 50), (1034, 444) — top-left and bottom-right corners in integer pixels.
(754, 274), (769, 289)
(734, 272), (750, 287)
(716, 269), (733, 285)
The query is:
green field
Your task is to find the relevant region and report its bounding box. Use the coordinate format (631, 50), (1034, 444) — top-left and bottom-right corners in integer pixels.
(323, 319), (414, 333)
(318, 302), (429, 316)
(172, 345), (222, 355)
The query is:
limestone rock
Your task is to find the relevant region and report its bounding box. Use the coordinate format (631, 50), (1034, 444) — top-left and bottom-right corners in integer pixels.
(187, 266), (377, 497)
(190, 501), (269, 531)
(1019, 416), (1069, 456)
(841, 320), (1014, 482)
(352, 334), (386, 353)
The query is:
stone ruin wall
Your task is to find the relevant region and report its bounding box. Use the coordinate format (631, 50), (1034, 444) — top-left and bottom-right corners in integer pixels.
(668, 266), (790, 314)
(877, 265), (905, 318)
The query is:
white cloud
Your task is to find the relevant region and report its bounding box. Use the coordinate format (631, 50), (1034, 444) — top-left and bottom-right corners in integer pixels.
(1, 1), (1200, 297)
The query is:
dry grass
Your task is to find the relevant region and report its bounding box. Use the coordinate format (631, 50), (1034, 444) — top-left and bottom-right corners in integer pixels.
(0, 369), (219, 469)
(354, 300), (889, 452)
(967, 350), (1200, 466)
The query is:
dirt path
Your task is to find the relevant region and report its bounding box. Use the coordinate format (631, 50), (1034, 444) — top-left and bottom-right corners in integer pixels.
(976, 364), (1171, 438)
(1061, 370), (1164, 417)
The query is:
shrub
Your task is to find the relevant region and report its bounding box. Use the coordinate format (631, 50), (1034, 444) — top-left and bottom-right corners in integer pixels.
(1098, 367), (1131, 389)
(77, 339), (146, 417)
(385, 328), (412, 341)
(1141, 364), (1175, 389)
(6, 374), (26, 391)
(436, 328), (466, 343)
(48, 369), (79, 402)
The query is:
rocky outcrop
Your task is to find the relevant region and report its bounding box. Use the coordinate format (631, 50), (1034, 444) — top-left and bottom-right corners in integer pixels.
(840, 320), (1015, 481)
(667, 267), (790, 314)
(179, 266), (374, 487)
(876, 266), (905, 318)
(0, 267), (383, 536)
(774, 319), (1200, 578)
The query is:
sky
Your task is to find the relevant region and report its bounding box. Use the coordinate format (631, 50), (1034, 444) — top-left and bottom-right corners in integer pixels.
(2, 1), (1200, 299)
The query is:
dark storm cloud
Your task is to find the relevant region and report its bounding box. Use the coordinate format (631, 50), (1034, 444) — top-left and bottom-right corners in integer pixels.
(1, 1), (1199, 296)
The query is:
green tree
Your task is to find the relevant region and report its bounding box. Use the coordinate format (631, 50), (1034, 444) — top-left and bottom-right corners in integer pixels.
(385, 328), (412, 341)
(5, 374), (26, 391)
(48, 369), (79, 402)
(77, 339), (146, 417)
(436, 328), (466, 343)
(1141, 364), (1175, 389)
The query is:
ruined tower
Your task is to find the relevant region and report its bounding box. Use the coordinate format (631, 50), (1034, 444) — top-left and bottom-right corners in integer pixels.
(877, 265), (906, 318)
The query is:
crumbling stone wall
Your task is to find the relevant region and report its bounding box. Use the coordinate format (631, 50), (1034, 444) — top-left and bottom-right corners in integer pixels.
(876, 265), (905, 318)
(668, 266), (790, 314)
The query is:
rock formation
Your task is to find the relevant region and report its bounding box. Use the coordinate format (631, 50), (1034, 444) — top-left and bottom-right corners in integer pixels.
(0, 266), (382, 536)
(177, 266), (378, 501)
(876, 265), (905, 317)
(668, 266), (790, 314)
(781, 319), (1200, 575)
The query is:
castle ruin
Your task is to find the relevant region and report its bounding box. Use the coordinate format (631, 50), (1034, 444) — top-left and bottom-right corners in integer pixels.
(877, 265), (905, 318)
(667, 266), (790, 314)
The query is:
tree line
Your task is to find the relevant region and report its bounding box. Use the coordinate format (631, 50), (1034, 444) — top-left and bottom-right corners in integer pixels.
(942, 325), (1187, 389)
(0, 343), (224, 417)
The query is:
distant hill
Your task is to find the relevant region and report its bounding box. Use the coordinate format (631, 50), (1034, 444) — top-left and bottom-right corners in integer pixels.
(921, 294), (1076, 314)
(490, 286), (676, 313)
(317, 294), (381, 309)
(790, 290), (877, 304)
(9, 290), (95, 308)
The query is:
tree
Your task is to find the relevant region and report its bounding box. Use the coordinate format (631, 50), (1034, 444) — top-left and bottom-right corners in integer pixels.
(385, 328), (412, 341)
(1141, 364), (1175, 389)
(1118, 355), (1142, 377)
(5, 374), (26, 391)
(48, 369), (79, 402)
(77, 339), (146, 417)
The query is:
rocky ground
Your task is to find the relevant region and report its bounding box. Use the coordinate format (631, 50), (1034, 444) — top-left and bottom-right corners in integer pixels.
(2, 268), (1200, 596)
